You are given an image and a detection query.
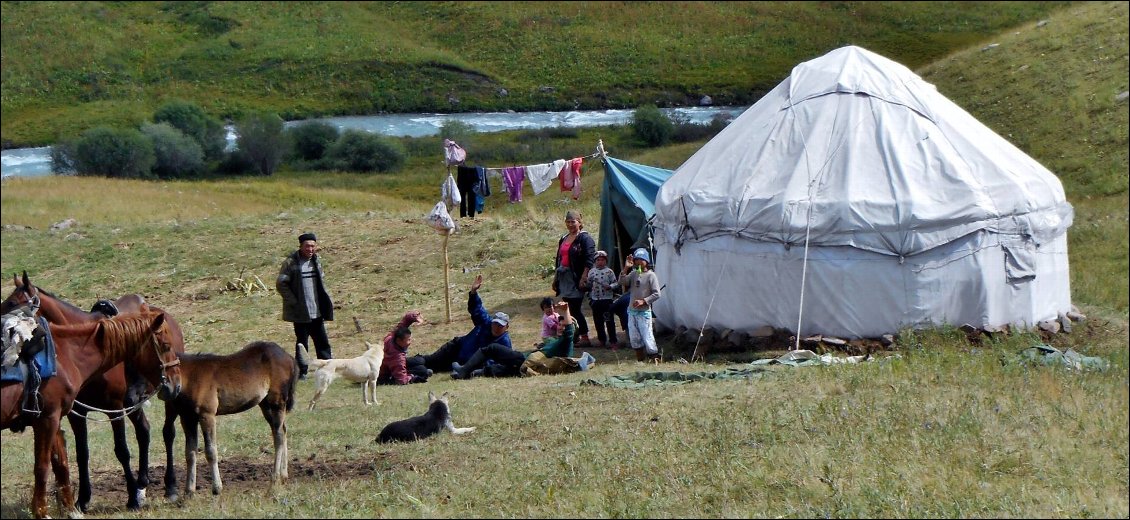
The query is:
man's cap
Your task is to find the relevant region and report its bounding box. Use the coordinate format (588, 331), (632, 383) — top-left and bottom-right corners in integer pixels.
(298, 232), (317, 243)
(491, 312), (510, 327)
(633, 248), (651, 264)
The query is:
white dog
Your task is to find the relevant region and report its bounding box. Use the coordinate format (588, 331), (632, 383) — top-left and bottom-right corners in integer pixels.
(306, 341), (385, 411)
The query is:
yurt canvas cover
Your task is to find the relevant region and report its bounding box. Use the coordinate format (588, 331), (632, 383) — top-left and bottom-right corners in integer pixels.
(651, 45), (1073, 338)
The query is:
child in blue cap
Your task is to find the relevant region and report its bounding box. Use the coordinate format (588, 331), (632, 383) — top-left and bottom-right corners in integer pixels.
(618, 248), (662, 362)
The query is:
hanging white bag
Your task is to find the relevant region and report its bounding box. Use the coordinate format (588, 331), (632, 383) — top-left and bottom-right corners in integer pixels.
(444, 139), (467, 166)
(426, 201), (457, 235)
(441, 173), (461, 208)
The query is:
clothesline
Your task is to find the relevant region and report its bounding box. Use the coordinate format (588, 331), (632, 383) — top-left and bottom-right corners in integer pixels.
(442, 140), (609, 205)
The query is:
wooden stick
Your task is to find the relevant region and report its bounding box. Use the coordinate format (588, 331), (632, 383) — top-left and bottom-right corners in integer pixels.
(443, 232), (451, 323)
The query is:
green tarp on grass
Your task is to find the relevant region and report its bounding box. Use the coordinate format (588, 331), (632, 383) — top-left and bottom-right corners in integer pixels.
(581, 367), (768, 388)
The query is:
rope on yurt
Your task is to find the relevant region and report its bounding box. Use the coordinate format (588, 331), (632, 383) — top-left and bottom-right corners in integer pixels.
(792, 105), (818, 351)
(691, 184), (750, 357)
(788, 100), (862, 350)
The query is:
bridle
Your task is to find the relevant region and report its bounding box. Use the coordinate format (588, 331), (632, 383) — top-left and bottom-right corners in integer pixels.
(71, 319), (181, 422)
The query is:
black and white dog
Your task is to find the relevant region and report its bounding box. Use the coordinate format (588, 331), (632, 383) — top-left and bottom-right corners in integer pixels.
(376, 391), (475, 443)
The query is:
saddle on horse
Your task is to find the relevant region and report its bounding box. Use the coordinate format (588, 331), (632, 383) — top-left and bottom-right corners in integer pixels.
(2, 309), (56, 423)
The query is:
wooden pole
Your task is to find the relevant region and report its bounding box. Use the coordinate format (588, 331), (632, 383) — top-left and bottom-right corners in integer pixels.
(443, 232), (451, 323)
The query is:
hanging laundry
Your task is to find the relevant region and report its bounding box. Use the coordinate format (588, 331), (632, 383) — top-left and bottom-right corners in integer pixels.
(560, 157), (583, 193)
(456, 165), (479, 218)
(502, 166), (527, 203)
(444, 139), (467, 166)
(525, 161), (563, 195)
(473, 166), (491, 198)
(570, 158), (583, 200)
(472, 165), (490, 214)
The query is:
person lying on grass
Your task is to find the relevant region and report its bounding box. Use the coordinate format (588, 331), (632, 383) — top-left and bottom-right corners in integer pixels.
(451, 297), (594, 379)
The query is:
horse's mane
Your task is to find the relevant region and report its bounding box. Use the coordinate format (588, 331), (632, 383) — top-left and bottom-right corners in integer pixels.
(177, 352), (226, 362)
(29, 285), (88, 315)
(97, 314), (160, 359)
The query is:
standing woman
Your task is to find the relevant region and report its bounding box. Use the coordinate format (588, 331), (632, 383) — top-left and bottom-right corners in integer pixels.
(552, 210), (596, 345)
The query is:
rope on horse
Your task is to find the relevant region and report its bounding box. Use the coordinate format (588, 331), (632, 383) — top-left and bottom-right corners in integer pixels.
(69, 387), (159, 423)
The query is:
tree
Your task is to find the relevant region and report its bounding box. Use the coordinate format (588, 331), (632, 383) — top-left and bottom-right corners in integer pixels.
(326, 130), (406, 173)
(439, 119), (475, 143)
(141, 122), (205, 179)
(153, 99), (227, 160)
(236, 111), (288, 176)
(73, 126), (156, 179)
(631, 104), (674, 147)
(288, 121), (339, 161)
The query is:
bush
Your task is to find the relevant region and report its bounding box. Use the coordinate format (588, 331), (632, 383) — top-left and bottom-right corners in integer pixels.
(72, 126), (156, 179)
(50, 139), (78, 175)
(153, 99), (227, 160)
(215, 149), (256, 176)
(631, 104), (674, 147)
(287, 121), (340, 161)
(439, 119), (476, 143)
(326, 130), (406, 173)
(671, 114), (732, 143)
(141, 122), (205, 178)
(236, 111), (288, 176)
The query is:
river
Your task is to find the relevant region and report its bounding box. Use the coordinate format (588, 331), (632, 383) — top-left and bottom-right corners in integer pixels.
(1, 106), (746, 178)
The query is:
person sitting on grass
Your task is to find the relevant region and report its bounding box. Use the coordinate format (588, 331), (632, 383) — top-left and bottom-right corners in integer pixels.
(451, 299), (595, 380)
(537, 297), (560, 349)
(406, 274), (512, 375)
(377, 310), (430, 385)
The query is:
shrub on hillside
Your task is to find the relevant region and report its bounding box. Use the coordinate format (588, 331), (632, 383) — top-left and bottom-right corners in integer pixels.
(72, 126), (156, 179)
(153, 99), (227, 160)
(50, 139), (79, 175)
(326, 130), (406, 173)
(440, 119), (476, 144)
(672, 112), (733, 143)
(631, 104), (674, 147)
(288, 121), (340, 161)
(216, 149), (257, 176)
(236, 111), (289, 176)
(141, 122), (205, 178)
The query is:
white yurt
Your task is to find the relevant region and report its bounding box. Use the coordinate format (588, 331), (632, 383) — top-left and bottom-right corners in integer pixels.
(651, 45), (1074, 339)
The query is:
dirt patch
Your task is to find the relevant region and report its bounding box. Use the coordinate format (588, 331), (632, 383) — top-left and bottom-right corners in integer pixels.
(78, 452), (403, 516)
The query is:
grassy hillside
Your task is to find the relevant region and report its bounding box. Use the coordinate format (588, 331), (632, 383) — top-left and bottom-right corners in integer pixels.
(1, 1), (1073, 147)
(1, 2), (1126, 519)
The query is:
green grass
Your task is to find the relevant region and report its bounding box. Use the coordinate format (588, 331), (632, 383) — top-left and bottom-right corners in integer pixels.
(1, 1), (1073, 147)
(1, 1), (1127, 518)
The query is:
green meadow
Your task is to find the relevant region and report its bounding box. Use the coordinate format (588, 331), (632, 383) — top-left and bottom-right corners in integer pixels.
(1, 2), (1127, 518)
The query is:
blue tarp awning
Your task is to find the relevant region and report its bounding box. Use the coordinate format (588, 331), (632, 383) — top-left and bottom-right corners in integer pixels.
(598, 157), (674, 270)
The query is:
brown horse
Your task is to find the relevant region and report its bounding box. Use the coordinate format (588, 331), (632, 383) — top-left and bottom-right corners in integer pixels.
(1, 271), (187, 512)
(163, 340), (297, 500)
(0, 311), (182, 519)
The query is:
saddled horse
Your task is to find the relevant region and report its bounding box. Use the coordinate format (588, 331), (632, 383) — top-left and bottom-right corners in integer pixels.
(162, 340), (297, 500)
(0, 311), (182, 519)
(2, 271), (187, 512)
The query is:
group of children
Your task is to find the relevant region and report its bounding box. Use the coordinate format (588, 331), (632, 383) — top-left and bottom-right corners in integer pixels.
(541, 247), (662, 363)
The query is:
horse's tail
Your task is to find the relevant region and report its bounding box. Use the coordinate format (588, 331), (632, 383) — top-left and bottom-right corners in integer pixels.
(285, 358), (299, 413)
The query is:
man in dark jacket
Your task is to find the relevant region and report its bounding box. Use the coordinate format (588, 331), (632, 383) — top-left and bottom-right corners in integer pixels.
(277, 232), (335, 378)
(409, 274), (512, 374)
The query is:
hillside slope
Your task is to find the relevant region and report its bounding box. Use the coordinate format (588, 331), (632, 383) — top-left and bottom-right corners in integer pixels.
(1, 1), (1071, 147)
